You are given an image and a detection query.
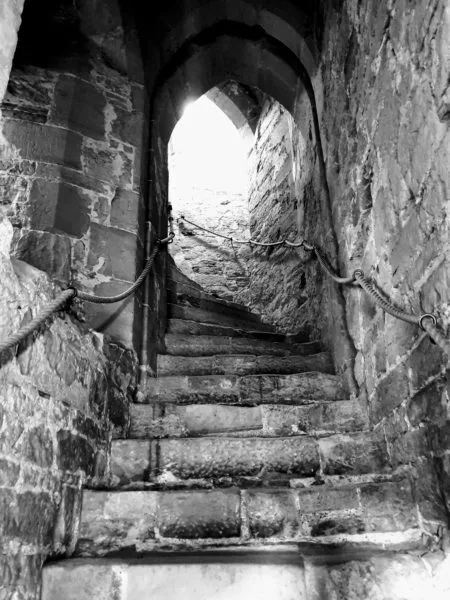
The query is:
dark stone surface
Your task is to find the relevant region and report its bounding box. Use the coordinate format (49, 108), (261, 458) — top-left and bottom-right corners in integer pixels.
(13, 230), (72, 282)
(28, 179), (90, 238)
(87, 223), (139, 281)
(110, 189), (142, 233)
(51, 75), (106, 140)
(157, 490), (241, 539)
(371, 364), (409, 424)
(245, 490), (298, 538)
(2, 120), (83, 170)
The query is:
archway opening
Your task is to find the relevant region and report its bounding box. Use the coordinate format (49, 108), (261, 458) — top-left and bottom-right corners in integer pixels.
(168, 89), (252, 301)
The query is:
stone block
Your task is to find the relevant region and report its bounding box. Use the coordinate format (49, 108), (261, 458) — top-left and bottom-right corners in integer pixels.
(307, 511), (365, 537)
(22, 425), (54, 468)
(409, 337), (446, 392)
(164, 404), (262, 435)
(110, 189), (142, 233)
(157, 490), (240, 539)
(2, 120), (83, 170)
(87, 223), (140, 281)
(0, 458), (20, 486)
(12, 230), (71, 282)
(28, 179), (90, 238)
(42, 561), (125, 600)
(304, 554), (447, 600)
(51, 75), (106, 140)
(262, 400), (368, 435)
(81, 142), (133, 188)
(359, 480), (418, 532)
(407, 378), (447, 427)
(111, 106), (144, 145)
(297, 485), (359, 513)
(319, 433), (390, 476)
(56, 430), (95, 477)
(78, 491), (158, 554)
(371, 364), (409, 423)
(245, 490), (298, 539)
(110, 440), (151, 485)
(157, 437), (320, 479)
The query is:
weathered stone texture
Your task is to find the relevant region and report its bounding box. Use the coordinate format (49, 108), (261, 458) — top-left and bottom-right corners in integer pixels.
(0, 5), (149, 350)
(0, 0), (25, 104)
(318, 0), (450, 521)
(0, 218), (138, 598)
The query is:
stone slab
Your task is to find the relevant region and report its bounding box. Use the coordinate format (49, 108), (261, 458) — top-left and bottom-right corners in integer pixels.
(143, 372), (344, 405)
(164, 333), (322, 357)
(43, 559), (308, 600)
(157, 352), (333, 377)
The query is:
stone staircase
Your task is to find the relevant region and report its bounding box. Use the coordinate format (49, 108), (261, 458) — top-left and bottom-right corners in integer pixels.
(42, 269), (424, 599)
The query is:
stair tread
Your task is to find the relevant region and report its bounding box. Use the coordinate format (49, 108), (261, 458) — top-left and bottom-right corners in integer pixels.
(76, 476), (420, 556)
(106, 432), (390, 485)
(163, 334), (322, 356)
(128, 399), (369, 439)
(138, 371), (344, 405)
(168, 304), (276, 332)
(168, 278), (254, 314)
(157, 351), (334, 377)
(167, 318), (304, 341)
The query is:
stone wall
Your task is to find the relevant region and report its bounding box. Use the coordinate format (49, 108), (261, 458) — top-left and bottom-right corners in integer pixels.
(0, 0), (149, 351)
(243, 98), (320, 336)
(0, 219), (139, 599)
(0, 0), (24, 104)
(317, 0), (450, 525)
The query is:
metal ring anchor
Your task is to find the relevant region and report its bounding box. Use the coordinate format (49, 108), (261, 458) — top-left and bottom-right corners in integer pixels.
(419, 313), (437, 331)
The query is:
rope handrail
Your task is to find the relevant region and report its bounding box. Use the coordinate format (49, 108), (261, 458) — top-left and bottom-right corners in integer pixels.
(0, 234), (174, 357)
(176, 214), (449, 355)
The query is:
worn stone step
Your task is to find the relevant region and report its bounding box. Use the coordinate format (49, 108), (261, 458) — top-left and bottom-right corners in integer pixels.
(42, 558), (307, 600)
(76, 476), (419, 556)
(129, 399), (368, 438)
(163, 333), (322, 357)
(157, 351), (333, 377)
(167, 318), (290, 341)
(168, 304), (276, 332)
(139, 372), (344, 405)
(168, 278), (255, 316)
(107, 432), (389, 486)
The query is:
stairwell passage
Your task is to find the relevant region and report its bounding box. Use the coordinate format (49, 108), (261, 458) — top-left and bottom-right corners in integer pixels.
(42, 268), (427, 600)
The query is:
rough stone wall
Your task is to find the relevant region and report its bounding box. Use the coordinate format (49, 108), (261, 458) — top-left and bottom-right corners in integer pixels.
(0, 0), (24, 104)
(243, 98), (321, 336)
(0, 219), (139, 599)
(317, 0), (450, 526)
(0, 0), (148, 351)
(170, 184), (251, 301)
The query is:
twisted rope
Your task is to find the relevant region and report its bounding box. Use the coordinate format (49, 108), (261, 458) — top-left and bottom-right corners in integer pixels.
(0, 289), (76, 355)
(176, 214), (449, 355)
(0, 236), (173, 356)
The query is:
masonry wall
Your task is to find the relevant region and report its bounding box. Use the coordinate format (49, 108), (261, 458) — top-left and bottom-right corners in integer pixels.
(243, 98), (322, 337)
(317, 0), (450, 530)
(0, 3), (142, 598)
(0, 219), (139, 599)
(0, 0), (149, 352)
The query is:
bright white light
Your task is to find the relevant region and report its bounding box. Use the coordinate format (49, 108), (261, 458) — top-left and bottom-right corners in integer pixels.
(169, 95), (248, 195)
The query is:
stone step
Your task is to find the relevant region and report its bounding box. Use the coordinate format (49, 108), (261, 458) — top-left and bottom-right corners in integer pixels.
(107, 432), (389, 486)
(168, 304), (276, 332)
(75, 476), (419, 556)
(139, 372), (344, 405)
(167, 318), (290, 341)
(42, 558), (308, 600)
(163, 333), (322, 357)
(129, 399), (369, 439)
(157, 352), (333, 377)
(168, 278), (255, 316)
